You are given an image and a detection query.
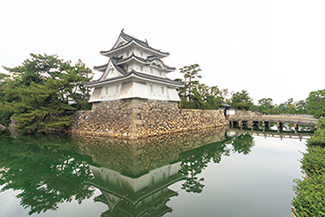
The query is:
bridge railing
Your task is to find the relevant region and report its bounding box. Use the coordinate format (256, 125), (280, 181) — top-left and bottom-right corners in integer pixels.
(227, 111), (318, 126)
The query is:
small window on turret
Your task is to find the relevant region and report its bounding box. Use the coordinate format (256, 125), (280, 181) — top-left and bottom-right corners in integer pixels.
(159, 71), (162, 76)
(106, 87), (108, 94)
(116, 85), (119, 93)
(150, 68), (153, 74)
(140, 52), (143, 57)
(140, 66), (143, 71)
(127, 51), (129, 57)
(161, 87), (164, 94)
(150, 85), (153, 93)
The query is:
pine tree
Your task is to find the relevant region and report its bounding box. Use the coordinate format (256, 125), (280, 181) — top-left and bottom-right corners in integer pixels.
(0, 54), (93, 133)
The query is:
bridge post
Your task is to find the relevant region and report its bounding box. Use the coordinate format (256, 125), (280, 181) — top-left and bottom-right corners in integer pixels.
(277, 122), (283, 132)
(294, 124), (299, 133)
(263, 121), (269, 128)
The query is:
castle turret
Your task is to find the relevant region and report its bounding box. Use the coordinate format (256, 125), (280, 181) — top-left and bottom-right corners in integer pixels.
(86, 30), (182, 103)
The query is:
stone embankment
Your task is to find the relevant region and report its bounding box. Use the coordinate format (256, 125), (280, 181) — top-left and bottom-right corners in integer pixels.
(73, 127), (227, 176)
(70, 99), (228, 139)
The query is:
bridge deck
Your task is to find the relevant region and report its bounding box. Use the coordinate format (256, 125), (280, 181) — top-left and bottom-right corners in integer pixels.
(228, 115), (318, 126)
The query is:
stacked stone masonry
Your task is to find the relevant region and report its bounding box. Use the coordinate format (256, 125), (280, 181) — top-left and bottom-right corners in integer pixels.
(70, 99), (228, 139)
(74, 127), (227, 177)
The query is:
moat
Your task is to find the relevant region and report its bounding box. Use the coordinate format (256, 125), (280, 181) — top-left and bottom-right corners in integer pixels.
(0, 126), (310, 217)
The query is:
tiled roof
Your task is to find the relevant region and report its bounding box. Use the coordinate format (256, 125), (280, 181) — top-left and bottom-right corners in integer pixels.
(116, 54), (176, 71)
(86, 70), (183, 87)
(93, 63), (108, 72)
(100, 30), (170, 57)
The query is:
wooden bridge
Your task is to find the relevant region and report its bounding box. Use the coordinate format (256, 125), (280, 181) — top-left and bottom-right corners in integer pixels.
(228, 128), (314, 141)
(228, 113), (318, 131)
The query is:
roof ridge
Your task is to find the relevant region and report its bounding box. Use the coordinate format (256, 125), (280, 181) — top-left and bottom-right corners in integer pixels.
(120, 29), (149, 46)
(115, 54), (175, 71)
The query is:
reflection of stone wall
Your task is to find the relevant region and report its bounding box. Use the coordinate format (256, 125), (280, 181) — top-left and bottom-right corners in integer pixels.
(74, 127), (226, 177)
(70, 99), (228, 139)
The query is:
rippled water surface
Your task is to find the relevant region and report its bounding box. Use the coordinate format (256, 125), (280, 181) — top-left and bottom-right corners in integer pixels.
(0, 127), (310, 217)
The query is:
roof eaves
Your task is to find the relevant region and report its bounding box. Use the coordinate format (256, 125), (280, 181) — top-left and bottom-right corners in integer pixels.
(93, 63), (108, 72)
(132, 71), (183, 86)
(111, 56), (127, 75)
(86, 71), (183, 87)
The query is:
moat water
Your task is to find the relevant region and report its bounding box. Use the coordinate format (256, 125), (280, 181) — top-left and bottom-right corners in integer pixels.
(0, 127), (311, 217)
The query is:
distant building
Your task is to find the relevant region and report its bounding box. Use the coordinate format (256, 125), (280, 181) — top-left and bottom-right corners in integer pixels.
(86, 29), (183, 103)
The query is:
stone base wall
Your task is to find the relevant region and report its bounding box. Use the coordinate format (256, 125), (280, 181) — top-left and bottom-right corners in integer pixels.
(70, 99), (228, 139)
(74, 127), (227, 177)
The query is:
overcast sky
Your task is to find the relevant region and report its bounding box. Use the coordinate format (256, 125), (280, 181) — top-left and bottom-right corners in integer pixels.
(1, 0), (325, 104)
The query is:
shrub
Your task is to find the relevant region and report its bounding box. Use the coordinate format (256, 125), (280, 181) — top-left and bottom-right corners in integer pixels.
(292, 174), (325, 216)
(300, 146), (325, 177)
(307, 129), (325, 148)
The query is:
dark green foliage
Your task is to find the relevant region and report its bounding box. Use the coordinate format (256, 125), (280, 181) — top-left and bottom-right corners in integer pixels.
(230, 90), (253, 111)
(0, 54), (93, 133)
(307, 129), (325, 148)
(317, 117), (325, 130)
(292, 174), (325, 216)
(252, 98), (308, 115)
(175, 64), (227, 110)
(0, 131), (94, 215)
(307, 118), (325, 148)
(292, 118), (325, 216)
(306, 89), (325, 118)
(300, 146), (325, 177)
(257, 98), (274, 113)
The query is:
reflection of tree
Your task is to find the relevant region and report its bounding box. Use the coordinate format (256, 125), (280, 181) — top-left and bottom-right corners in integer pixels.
(179, 133), (254, 194)
(179, 140), (230, 194)
(231, 133), (254, 155)
(0, 131), (94, 215)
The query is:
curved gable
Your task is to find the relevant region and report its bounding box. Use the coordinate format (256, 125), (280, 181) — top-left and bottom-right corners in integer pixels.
(99, 59), (124, 81)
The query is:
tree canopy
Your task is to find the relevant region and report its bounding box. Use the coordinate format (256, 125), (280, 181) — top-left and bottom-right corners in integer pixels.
(175, 64), (228, 109)
(0, 53), (93, 133)
(230, 90), (254, 111)
(306, 89), (325, 118)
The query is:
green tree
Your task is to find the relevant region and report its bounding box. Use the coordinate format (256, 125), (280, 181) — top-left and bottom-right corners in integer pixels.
(231, 90), (253, 111)
(256, 98), (274, 114)
(306, 89), (325, 118)
(0, 54), (93, 133)
(295, 99), (307, 114)
(175, 64), (227, 110)
(179, 64), (202, 100)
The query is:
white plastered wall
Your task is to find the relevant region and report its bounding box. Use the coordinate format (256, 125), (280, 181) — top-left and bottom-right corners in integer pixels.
(119, 81), (149, 100)
(167, 88), (181, 101)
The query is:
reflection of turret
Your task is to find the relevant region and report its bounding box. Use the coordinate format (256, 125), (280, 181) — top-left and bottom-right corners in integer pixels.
(74, 128), (227, 216)
(89, 162), (183, 217)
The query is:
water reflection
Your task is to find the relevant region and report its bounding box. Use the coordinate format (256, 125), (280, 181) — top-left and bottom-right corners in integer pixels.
(230, 126), (314, 141)
(0, 131), (94, 215)
(0, 126), (305, 216)
(74, 128), (229, 216)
